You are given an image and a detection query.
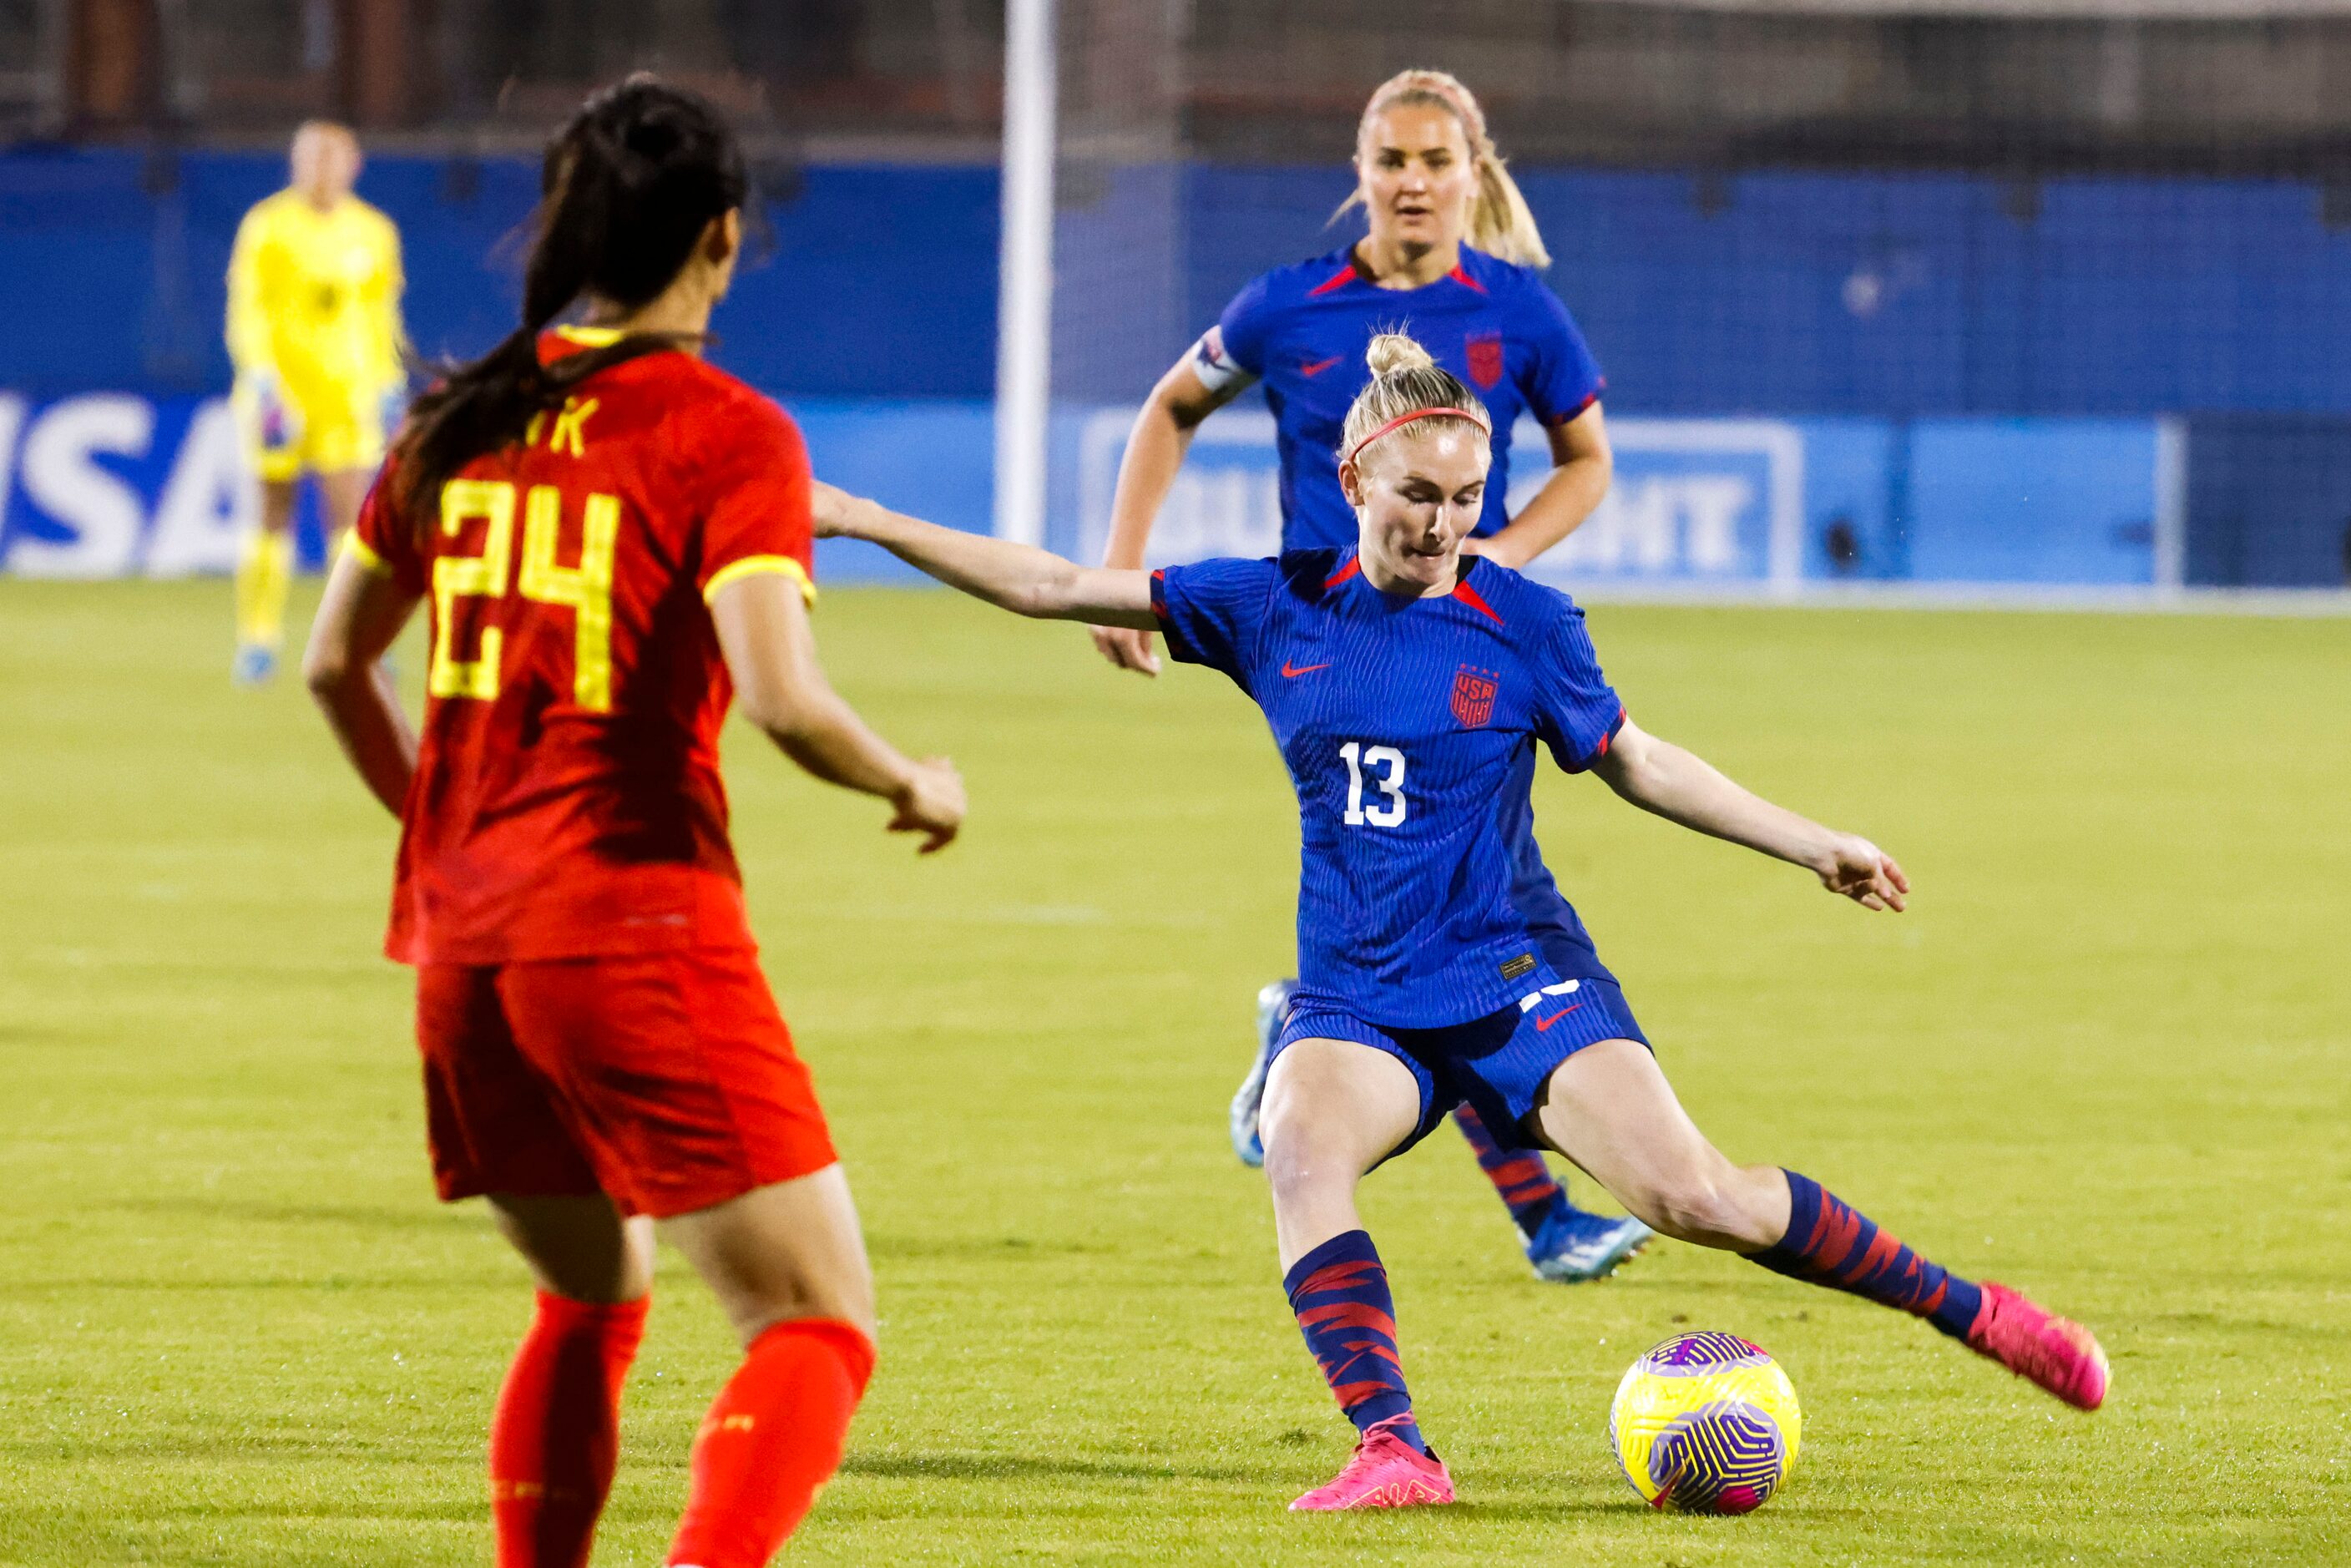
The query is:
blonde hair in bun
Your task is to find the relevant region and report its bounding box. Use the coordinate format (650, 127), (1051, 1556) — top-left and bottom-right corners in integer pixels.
(1364, 334), (1434, 377)
(1337, 69), (1551, 271)
(1341, 331), (1491, 468)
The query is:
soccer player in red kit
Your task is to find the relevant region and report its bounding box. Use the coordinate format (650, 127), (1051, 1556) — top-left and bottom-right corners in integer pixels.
(303, 78), (963, 1567)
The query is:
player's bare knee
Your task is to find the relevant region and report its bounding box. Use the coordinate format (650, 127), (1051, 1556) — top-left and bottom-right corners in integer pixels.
(699, 1245), (875, 1343)
(723, 1273), (877, 1348)
(1257, 1089), (1307, 1178)
(735, 1306), (879, 1354)
(1611, 1181), (1694, 1242)
(1636, 1171), (1755, 1249)
(1259, 1055), (1314, 1130)
(1260, 1120), (1323, 1206)
(489, 1195), (653, 1304)
(1261, 1098), (1357, 1206)
(1265, 1155), (1342, 1219)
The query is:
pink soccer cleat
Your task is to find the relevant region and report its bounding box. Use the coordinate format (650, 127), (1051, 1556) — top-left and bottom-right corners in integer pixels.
(1965, 1281), (2111, 1411)
(1289, 1416), (1456, 1511)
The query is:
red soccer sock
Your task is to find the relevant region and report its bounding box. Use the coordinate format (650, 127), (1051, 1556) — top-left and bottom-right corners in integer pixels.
(489, 1290), (650, 1568)
(666, 1318), (876, 1568)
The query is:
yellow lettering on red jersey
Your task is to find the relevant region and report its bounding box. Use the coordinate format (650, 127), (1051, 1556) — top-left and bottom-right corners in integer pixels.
(549, 397), (599, 458)
(519, 486), (620, 711)
(428, 478), (514, 701)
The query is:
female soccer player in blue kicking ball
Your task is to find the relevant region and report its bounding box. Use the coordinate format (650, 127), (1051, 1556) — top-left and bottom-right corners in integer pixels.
(816, 332), (2109, 1512)
(1088, 68), (1642, 1283)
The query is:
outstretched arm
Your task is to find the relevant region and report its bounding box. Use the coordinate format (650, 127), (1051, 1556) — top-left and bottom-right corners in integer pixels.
(1591, 718), (1909, 912)
(710, 572), (964, 854)
(815, 483), (1160, 630)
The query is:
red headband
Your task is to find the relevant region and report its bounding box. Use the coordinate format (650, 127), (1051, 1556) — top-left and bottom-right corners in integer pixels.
(1344, 406), (1492, 468)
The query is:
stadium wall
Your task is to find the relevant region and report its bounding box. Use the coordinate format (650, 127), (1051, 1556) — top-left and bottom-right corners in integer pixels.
(0, 388), (2187, 592)
(1, 146), (2345, 589)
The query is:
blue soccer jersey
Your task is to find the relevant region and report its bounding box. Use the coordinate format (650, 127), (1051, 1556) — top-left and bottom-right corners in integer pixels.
(1198, 245), (1605, 551)
(1151, 549), (1626, 1029)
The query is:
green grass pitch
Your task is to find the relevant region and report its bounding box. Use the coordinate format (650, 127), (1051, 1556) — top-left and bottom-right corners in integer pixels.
(2, 579), (2346, 1565)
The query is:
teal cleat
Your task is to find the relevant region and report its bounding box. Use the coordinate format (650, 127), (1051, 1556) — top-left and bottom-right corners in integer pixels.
(1525, 1208), (1653, 1282)
(1230, 978), (1295, 1168)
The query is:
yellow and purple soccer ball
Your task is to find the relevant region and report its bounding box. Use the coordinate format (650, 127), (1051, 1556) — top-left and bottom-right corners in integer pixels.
(1609, 1331), (1802, 1515)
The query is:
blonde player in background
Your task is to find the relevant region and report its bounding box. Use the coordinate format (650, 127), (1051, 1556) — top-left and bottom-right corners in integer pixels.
(226, 121), (406, 685)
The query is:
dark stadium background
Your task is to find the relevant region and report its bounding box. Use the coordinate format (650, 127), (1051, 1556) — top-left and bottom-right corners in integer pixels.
(6, 3), (2351, 585)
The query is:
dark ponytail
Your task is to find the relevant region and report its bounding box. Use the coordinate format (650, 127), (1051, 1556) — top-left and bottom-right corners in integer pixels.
(392, 75), (747, 524)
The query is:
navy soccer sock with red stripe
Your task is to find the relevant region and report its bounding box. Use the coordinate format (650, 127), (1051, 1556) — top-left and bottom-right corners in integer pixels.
(1749, 1171), (1982, 1339)
(1283, 1230), (1429, 1455)
(1450, 1104), (1571, 1239)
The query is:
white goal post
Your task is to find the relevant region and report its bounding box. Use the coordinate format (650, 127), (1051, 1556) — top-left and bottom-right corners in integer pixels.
(992, 0), (1057, 547)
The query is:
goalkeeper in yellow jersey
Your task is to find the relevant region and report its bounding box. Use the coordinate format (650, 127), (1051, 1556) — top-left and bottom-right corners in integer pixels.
(226, 121), (407, 685)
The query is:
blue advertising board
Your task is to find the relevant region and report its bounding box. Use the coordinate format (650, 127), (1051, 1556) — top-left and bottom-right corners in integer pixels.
(1064, 407), (2166, 591)
(0, 390), (999, 584)
(0, 392), (251, 577)
(0, 388), (2177, 592)
(1069, 411), (1807, 591)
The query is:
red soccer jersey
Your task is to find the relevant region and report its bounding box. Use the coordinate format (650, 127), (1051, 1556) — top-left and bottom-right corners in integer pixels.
(350, 330), (815, 965)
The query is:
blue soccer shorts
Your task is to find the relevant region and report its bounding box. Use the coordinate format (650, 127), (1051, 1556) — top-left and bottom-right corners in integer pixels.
(1275, 970), (1649, 1163)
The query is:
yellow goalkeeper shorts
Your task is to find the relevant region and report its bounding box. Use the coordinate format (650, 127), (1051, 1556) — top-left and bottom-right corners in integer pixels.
(234, 376), (388, 484)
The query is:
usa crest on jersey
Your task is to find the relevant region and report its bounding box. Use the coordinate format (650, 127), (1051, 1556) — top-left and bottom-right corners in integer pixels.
(1465, 331), (1505, 389)
(1452, 665), (1500, 728)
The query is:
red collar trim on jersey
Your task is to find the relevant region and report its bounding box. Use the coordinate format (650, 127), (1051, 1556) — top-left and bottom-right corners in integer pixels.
(1344, 405), (1494, 468)
(1307, 264), (1357, 297)
(1313, 252), (1485, 298)
(1312, 245), (1390, 296)
(1325, 553), (1502, 623)
(1449, 572), (1505, 625)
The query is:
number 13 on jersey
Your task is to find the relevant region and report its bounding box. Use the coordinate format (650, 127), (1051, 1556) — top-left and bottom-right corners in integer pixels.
(1340, 741), (1407, 827)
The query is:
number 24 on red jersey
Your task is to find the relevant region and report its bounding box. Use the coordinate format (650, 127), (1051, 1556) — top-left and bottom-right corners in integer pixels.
(425, 475), (619, 710)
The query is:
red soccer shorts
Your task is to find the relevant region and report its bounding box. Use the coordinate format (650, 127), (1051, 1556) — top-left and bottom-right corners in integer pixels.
(413, 947), (837, 1220)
